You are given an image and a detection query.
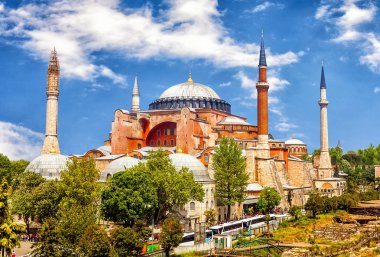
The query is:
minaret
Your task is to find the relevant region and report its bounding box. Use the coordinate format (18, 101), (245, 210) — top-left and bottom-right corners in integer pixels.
(318, 64), (333, 178)
(256, 31), (270, 157)
(130, 75), (140, 113)
(41, 48), (60, 154)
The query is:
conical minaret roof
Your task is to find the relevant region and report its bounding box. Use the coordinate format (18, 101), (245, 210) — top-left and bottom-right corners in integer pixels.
(133, 75), (139, 96)
(259, 31), (267, 67)
(320, 64), (326, 89)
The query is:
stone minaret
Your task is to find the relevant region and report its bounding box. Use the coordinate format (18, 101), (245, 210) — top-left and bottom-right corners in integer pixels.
(130, 75), (140, 113)
(318, 64), (333, 178)
(41, 48), (60, 154)
(256, 32), (270, 157)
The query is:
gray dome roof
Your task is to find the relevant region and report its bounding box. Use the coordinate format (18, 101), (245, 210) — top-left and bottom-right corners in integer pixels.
(100, 156), (140, 181)
(169, 153), (212, 182)
(26, 154), (70, 180)
(285, 138), (305, 145)
(159, 81), (220, 100)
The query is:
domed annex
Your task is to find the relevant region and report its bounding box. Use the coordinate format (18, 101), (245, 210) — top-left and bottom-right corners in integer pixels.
(26, 154), (69, 180)
(169, 153), (212, 182)
(285, 137), (308, 157)
(149, 75), (231, 113)
(285, 138), (305, 145)
(100, 156), (140, 181)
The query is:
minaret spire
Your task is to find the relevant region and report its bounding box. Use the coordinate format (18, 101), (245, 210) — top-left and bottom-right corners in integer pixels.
(41, 48), (61, 154)
(256, 31), (270, 157)
(259, 30), (267, 67)
(318, 64), (333, 178)
(131, 75), (141, 114)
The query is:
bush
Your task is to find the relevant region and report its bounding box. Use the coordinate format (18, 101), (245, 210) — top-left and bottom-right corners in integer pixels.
(360, 189), (379, 201)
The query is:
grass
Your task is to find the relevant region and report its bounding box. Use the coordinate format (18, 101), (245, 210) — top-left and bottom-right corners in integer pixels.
(271, 211), (348, 244)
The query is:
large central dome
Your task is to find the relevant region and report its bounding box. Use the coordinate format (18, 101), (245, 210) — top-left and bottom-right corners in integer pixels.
(149, 76), (231, 113)
(159, 81), (221, 100)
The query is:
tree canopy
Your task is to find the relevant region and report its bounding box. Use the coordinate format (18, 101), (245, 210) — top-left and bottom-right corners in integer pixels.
(257, 187), (281, 214)
(160, 218), (183, 257)
(212, 137), (248, 220)
(102, 150), (204, 224)
(101, 164), (158, 226)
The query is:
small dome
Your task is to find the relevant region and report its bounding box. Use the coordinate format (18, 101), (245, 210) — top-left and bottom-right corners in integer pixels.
(169, 153), (211, 182)
(26, 154), (70, 180)
(96, 145), (111, 155)
(285, 138), (305, 145)
(159, 81), (221, 100)
(100, 156), (140, 181)
(217, 116), (251, 126)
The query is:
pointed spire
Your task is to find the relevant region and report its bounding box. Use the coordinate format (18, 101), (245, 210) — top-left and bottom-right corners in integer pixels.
(259, 30), (267, 67)
(48, 47), (59, 74)
(320, 63), (326, 89)
(133, 75), (139, 96)
(187, 70), (193, 82)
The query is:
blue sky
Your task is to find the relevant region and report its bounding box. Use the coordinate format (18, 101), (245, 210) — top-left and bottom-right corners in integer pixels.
(0, 0), (380, 160)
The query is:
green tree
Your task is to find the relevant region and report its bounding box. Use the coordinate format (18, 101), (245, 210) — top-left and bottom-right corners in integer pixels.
(204, 209), (217, 227)
(31, 218), (63, 257)
(304, 192), (324, 218)
(111, 227), (143, 257)
(288, 206), (302, 220)
(360, 189), (379, 201)
(101, 164), (158, 226)
(257, 187), (281, 214)
(58, 158), (101, 208)
(78, 225), (112, 257)
(11, 171), (45, 234)
(0, 154), (11, 183)
(0, 178), (24, 257)
(338, 193), (358, 210)
(32, 181), (62, 221)
(212, 137), (248, 220)
(58, 204), (98, 249)
(146, 150), (204, 222)
(160, 218), (183, 257)
(57, 158), (101, 251)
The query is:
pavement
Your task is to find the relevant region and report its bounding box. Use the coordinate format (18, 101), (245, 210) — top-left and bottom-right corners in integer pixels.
(14, 241), (32, 257)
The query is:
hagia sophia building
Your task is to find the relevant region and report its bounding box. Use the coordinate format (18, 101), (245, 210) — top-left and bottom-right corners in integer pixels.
(26, 34), (346, 229)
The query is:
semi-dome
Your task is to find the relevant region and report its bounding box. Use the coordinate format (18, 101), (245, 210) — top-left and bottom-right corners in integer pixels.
(285, 138), (305, 145)
(149, 77), (231, 113)
(169, 153), (212, 182)
(26, 154), (70, 180)
(100, 156), (140, 181)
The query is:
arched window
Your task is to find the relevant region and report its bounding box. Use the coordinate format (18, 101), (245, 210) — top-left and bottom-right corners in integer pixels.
(164, 140), (167, 146)
(204, 153), (209, 163)
(206, 201), (209, 209)
(211, 188), (214, 196)
(137, 143), (142, 149)
(157, 140), (161, 146)
(190, 202), (196, 211)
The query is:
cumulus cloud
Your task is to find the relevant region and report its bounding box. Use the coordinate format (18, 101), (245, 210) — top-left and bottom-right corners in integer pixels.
(234, 70), (296, 132)
(374, 87), (380, 94)
(315, 0), (380, 72)
(219, 81), (231, 87)
(249, 1), (284, 13)
(0, 0), (300, 83)
(0, 121), (43, 161)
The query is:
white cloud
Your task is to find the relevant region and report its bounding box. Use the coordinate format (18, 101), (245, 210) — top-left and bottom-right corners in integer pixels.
(0, 0), (300, 83)
(0, 3), (4, 12)
(315, 0), (380, 72)
(234, 70), (296, 132)
(219, 81), (231, 87)
(249, 1), (283, 13)
(374, 87), (380, 94)
(0, 121), (43, 161)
